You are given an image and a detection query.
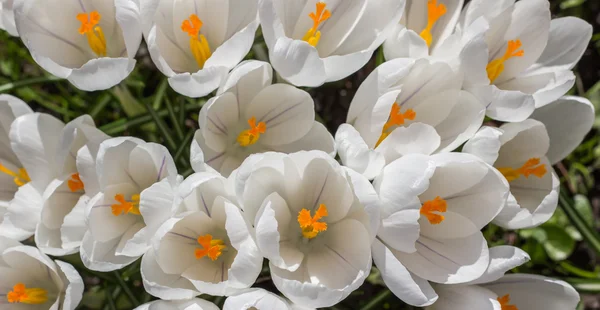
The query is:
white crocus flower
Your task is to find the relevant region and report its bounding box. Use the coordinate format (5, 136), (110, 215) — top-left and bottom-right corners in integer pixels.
(464, 96), (594, 229)
(383, 0), (464, 59)
(13, 0), (142, 91)
(80, 137), (177, 271)
(224, 288), (315, 310)
(141, 172), (262, 299)
(192, 61), (335, 177)
(0, 95), (32, 225)
(134, 298), (218, 310)
(139, 0), (259, 98)
(427, 246), (579, 310)
(335, 58), (484, 179)
(36, 115), (109, 256)
(0, 236), (84, 309)
(235, 151), (378, 308)
(259, 0), (405, 87)
(0, 111), (65, 241)
(457, 0), (592, 122)
(371, 152), (509, 307)
(0, 0), (18, 36)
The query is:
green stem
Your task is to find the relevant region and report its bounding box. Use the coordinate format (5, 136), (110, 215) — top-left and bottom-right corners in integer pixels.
(103, 285), (119, 310)
(560, 261), (600, 279)
(144, 102), (177, 151)
(166, 97), (184, 140)
(564, 278), (600, 293)
(89, 94), (112, 119)
(0, 76), (63, 93)
(559, 189), (600, 255)
(362, 289), (392, 310)
(113, 271), (140, 306)
(174, 129), (195, 162)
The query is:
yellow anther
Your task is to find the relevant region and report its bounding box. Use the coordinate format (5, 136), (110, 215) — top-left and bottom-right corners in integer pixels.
(237, 116), (267, 147)
(195, 234), (226, 261)
(420, 196), (447, 225)
(375, 103), (416, 148)
(302, 2), (331, 47)
(486, 39), (525, 83)
(111, 194), (141, 216)
(181, 14), (212, 68)
(419, 0), (447, 47)
(7, 283), (48, 305)
(77, 11), (107, 57)
(498, 157), (547, 182)
(497, 294), (518, 310)
(298, 204), (328, 239)
(0, 162), (30, 187)
(67, 173), (84, 192)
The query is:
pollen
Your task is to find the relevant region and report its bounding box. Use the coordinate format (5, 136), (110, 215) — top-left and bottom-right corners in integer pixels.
(0, 162), (30, 187)
(419, 0), (447, 47)
(237, 116), (267, 147)
(111, 194), (141, 216)
(67, 173), (84, 192)
(181, 14), (212, 68)
(302, 2), (331, 47)
(486, 39), (525, 83)
(7, 283), (48, 305)
(195, 234), (226, 261)
(375, 102), (416, 148)
(497, 294), (519, 310)
(298, 204), (328, 239)
(420, 196), (447, 224)
(77, 11), (107, 57)
(498, 157), (547, 182)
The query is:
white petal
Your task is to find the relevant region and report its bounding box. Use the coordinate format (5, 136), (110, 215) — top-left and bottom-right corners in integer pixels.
(486, 87), (535, 122)
(205, 19), (259, 70)
(141, 248), (199, 300)
(383, 26), (429, 60)
(378, 209), (420, 254)
(468, 246), (530, 285)
(428, 284), (500, 310)
(269, 37), (327, 87)
(55, 260), (84, 310)
(217, 60), (273, 105)
(375, 123), (441, 163)
(68, 58), (136, 91)
(273, 121), (335, 157)
(0, 0), (18, 36)
(335, 123), (385, 180)
(496, 119), (550, 167)
(344, 167), (380, 242)
(224, 288), (291, 310)
(168, 67), (230, 98)
(115, 0), (143, 59)
(0, 183), (42, 240)
(463, 126), (503, 165)
(79, 231), (138, 272)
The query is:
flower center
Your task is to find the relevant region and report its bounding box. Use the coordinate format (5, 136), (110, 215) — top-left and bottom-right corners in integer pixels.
(67, 173), (84, 192)
(195, 234), (226, 261)
(181, 14), (213, 68)
(497, 294), (519, 310)
(7, 283), (48, 305)
(497, 157), (547, 182)
(0, 162), (30, 187)
(419, 0), (447, 47)
(77, 11), (107, 57)
(111, 194), (141, 216)
(486, 39), (525, 83)
(237, 116), (267, 147)
(302, 2), (331, 47)
(298, 204), (328, 239)
(375, 102), (416, 148)
(420, 196), (447, 224)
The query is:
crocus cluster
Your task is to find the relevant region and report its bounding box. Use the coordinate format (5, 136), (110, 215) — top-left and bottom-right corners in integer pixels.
(0, 0), (595, 309)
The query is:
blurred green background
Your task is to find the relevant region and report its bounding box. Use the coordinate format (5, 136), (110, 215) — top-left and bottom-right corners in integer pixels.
(0, 0), (599, 309)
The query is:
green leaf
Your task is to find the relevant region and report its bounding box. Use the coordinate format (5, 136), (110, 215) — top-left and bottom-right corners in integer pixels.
(573, 194), (594, 227)
(541, 224), (576, 261)
(560, 0), (586, 9)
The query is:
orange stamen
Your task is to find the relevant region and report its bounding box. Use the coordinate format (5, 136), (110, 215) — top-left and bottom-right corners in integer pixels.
(497, 294), (519, 310)
(195, 234), (226, 261)
(375, 103), (416, 148)
(111, 194), (141, 216)
(0, 162), (30, 187)
(302, 2), (331, 47)
(298, 204), (328, 239)
(420, 196), (447, 224)
(77, 11), (106, 57)
(67, 173), (84, 192)
(498, 157), (547, 182)
(237, 116), (267, 147)
(419, 0), (447, 47)
(486, 39), (525, 83)
(181, 14), (212, 68)
(7, 283), (48, 304)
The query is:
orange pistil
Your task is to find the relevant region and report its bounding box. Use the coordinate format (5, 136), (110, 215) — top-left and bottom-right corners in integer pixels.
(7, 283), (48, 304)
(0, 162), (30, 187)
(419, 0), (447, 47)
(302, 2), (331, 47)
(77, 11), (106, 57)
(498, 157), (547, 182)
(195, 234), (226, 261)
(111, 194), (141, 216)
(67, 173), (84, 192)
(486, 39), (525, 83)
(298, 204), (328, 239)
(375, 103), (416, 148)
(420, 196), (447, 224)
(181, 14), (212, 68)
(497, 294), (519, 310)
(237, 116), (267, 147)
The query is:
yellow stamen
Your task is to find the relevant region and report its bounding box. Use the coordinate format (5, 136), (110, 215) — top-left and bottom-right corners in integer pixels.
(486, 39), (525, 83)
(302, 2), (331, 47)
(375, 103), (416, 148)
(7, 283), (48, 304)
(298, 204), (328, 239)
(419, 0), (447, 47)
(497, 157), (547, 182)
(111, 194), (141, 216)
(195, 234), (226, 261)
(67, 173), (84, 192)
(181, 14), (212, 68)
(420, 196), (447, 224)
(77, 11), (107, 57)
(497, 294), (519, 310)
(0, 162), (30, 187)
(237, 116), (267, 147)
